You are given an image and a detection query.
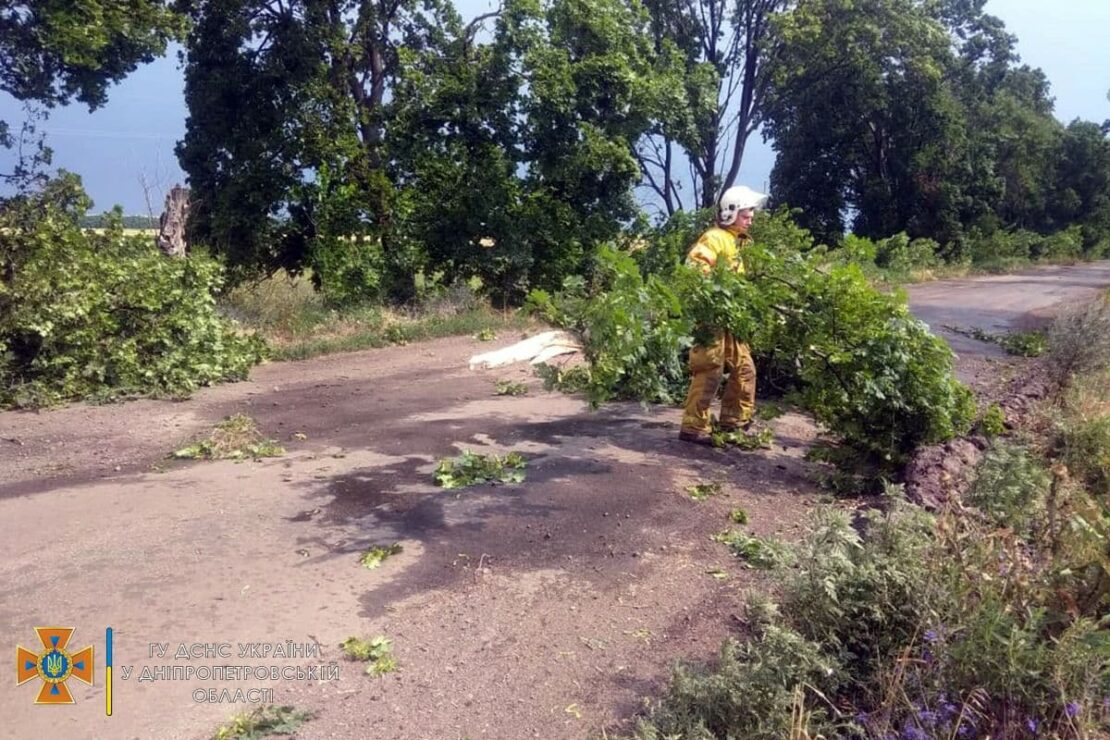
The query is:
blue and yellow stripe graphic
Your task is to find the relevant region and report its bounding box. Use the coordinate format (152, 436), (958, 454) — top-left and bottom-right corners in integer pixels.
(105, 627), (113, 716)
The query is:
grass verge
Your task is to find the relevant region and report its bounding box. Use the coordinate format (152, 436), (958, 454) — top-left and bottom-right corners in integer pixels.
(220, 271), (537, 361)
(272, 309), (535, 361)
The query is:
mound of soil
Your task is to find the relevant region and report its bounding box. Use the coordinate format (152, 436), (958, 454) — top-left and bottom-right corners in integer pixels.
(904, 361), (1054, 510)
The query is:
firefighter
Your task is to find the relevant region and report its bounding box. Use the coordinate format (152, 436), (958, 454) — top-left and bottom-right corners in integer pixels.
(679, 185), (768, 446)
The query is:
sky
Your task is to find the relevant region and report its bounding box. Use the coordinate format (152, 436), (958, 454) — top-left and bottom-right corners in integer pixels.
(1, 0), (1107, 215)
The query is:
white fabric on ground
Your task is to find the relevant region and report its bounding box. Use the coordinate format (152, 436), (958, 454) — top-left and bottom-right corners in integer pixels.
(468, 330), (582, 370)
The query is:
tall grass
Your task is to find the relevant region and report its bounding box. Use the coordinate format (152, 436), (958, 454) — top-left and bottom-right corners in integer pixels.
(220, 271), (536, 360)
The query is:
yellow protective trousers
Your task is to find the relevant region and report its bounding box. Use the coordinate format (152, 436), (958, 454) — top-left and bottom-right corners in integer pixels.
(681, 332), (756, 435)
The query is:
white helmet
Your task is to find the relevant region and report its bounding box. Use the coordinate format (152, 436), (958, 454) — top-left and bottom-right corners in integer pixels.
(717, 185), (769, 226)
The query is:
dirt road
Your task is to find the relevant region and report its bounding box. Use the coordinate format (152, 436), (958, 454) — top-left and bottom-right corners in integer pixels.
(907, 260), (1110, 359)
(2, 261), (1107, 740)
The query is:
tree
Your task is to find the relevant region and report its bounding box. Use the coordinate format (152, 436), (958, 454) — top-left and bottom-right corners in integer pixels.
(1047, 120), (1110, 250)
(179, 0), (678, 304)
(942, 1), (1061, 236)
(510, 0), (686, 290)
(177, 0), (462, 295)
(637, 0), (789, 215)
(763, 0), (961, 244)
(0, 1), (184, 186)
(0, 0), (183, 108)
(761, 0), (1095, 249)
(391, 0), (687, 301)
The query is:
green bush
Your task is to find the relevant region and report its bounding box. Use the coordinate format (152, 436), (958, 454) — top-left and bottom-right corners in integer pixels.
(873, 233), (941, 273)
(781, 499), (936, 682)
(839, 233), (878, 263)
(299, 165), (388, 307)
(0, 176), (265, 407)
(963, 226), (1087, 268)
(308, 234), (385, 308)
(634, 626), (839, 740)
(966, 227), (1032, 265)
(831, 232), (942, 276)
(1084, 237), (1110, 259)
(1030, 225), (1083, 261)
(966, 443), (1050, 533)
(997, 329), (1048, 357)
(979, 402), (1007, 437)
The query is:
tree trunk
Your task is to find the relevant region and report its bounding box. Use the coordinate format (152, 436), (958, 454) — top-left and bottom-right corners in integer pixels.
(157, 185), (190, 258)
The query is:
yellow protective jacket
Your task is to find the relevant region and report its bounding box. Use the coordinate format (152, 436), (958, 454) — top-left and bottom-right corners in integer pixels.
(686, 226), (749, 274)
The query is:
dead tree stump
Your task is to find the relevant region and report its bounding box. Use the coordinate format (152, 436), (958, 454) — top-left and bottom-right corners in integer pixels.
(157, 185), (190, 257)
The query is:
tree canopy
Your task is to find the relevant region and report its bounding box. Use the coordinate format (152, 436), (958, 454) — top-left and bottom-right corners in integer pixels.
(0, 1), (184, 109)
(176, 0), (687, 303)
(761, 0), (1110, 252)
(0, 1), (185, 186)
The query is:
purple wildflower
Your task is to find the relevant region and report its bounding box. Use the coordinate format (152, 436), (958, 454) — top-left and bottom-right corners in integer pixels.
(1026, 716), (1039, 734)
(901, 725), (928, 740)
(923, 629), (939, 643)
(917, 709), (939, 727)
(1065, 701), (1080, 718)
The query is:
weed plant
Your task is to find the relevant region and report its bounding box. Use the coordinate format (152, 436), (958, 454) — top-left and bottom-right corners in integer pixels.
(712, 426), (774, 450)
(686, 482), (723, 501)
(1046, 298), (1110, 389)
(340, 636), (397, 676)
(494, 380), (528, 396)
(172, 414), (284, 460)
(711, 529), (788, 569)
(212, 705), (314, 739)
(1048, 370), (1110, 496)
(728, 507), (749, 525)
(638, 486), (1108, 738)
(979, 402), (1008, 437)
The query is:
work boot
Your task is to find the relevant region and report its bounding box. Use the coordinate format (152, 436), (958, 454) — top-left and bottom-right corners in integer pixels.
(678, 429), (715, 447)
(718, 419), (754, 434)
